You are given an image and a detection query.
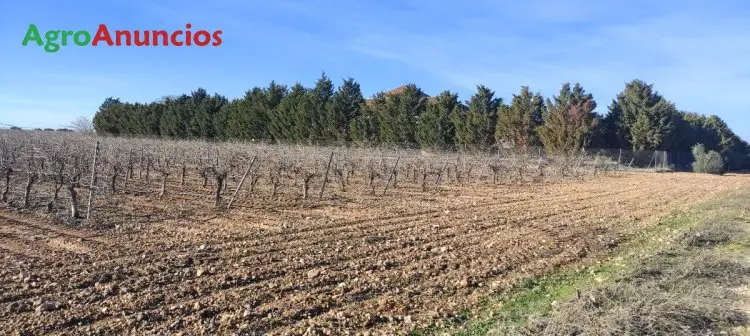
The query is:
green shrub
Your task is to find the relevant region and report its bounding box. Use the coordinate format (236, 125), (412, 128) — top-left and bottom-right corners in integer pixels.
(691, 143), (725, 175)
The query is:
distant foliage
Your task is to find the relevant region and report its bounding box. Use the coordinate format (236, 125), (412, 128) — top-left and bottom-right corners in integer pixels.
(91, 75), (750, 170)
(691, 143), (725, 175)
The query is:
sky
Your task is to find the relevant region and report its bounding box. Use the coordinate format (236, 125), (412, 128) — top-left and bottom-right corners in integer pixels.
(0, 0), (748, 141)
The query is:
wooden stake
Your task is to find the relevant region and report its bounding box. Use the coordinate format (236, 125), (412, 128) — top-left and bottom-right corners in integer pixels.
(382, 156), (400, 196)
(227, 155), (257, 209)
(86, 141), (100, 222)
(318, 151), (335, 201)
(435, 161), (448, 191)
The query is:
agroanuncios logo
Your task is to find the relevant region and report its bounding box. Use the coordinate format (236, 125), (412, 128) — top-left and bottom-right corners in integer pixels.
(21, 23), (223, 53)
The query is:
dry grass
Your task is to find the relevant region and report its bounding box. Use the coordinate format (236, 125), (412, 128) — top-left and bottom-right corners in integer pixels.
(680, 221), (745, 248)
(516, 284), (744, 335)
(502, 220), (750, 336)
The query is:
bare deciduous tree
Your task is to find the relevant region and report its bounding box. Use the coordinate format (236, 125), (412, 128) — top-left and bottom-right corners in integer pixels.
(69, 116), (95, 134)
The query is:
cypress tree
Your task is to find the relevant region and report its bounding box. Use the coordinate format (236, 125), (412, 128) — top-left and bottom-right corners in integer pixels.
(222, 98), (246, 140)
(350, 93), (383, 146)
(307, 73), (334, 143)
(607, 79), (677, 150)
(223, 87), (268, 140)
(537, 83), (598, 155)
(291, 90), (315, 143)
(92, 97), (125, 135)
(495, 86), (545, 149)
(328, 78), (365, 142)
(188, 88), (226, 139)
(89, 74), (747, 169)
(450, 103), (471, 150)
(268, 83), (302, 142)
(415, 91), (458, 150)
(464, 85), (502, 150)
(376, 84), (427, 146)
(159, 95), (192, 138)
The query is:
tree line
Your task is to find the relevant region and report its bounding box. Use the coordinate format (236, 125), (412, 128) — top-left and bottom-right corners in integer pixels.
(92, 74), (750, 169)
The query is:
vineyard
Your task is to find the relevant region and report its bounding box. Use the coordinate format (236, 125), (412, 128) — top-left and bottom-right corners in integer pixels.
(0, 131), (625, 223)
(1, 130), (748, 335)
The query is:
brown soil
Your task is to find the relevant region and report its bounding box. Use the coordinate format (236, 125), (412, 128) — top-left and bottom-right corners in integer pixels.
(1, 172), (748, 335)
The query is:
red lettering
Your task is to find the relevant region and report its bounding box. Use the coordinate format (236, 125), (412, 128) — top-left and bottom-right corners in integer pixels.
(193, 30), (211, 46)
(170, 31), (183, 46)
(91, 24), (113, 46)
(184, 23), (192, 46)
(90, 24), (220, 47)
(133, 31), (149, 46)
(151, 30), (168, 46)
(115, 30), (131, 46)
(212, 30), (222, 46)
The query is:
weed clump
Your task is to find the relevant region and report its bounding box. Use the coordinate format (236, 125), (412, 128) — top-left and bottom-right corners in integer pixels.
(680, 221), (743, 248)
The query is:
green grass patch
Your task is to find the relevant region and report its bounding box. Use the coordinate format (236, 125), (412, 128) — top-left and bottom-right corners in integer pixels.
(414, 189), (750, 336)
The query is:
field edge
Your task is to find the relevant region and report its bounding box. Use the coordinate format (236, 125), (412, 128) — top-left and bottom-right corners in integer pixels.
(413, 186), (750, 335)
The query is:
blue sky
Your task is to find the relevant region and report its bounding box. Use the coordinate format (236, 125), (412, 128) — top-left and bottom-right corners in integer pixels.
(0, 0), (748, 141)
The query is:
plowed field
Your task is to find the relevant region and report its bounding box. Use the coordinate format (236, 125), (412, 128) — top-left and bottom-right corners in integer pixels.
(1, 172), (748, 335)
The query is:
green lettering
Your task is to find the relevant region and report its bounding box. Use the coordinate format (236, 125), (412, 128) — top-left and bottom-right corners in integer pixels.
(62, 30), (74, 46)
(44, 30), (60, 53)
(21, 24), (43, 46)
(73, 31), (91, 46)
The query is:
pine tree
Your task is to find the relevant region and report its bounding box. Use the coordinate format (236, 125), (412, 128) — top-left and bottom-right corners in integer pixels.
(495, 86), (544, 149)
(537, 83), (598, 155)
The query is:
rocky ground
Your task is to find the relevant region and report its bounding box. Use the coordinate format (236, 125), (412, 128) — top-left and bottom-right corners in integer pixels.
(1, 172), (748, 335)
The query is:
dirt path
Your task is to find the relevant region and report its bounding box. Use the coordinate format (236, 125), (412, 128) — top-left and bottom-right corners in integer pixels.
(1, 172), (749, 335)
